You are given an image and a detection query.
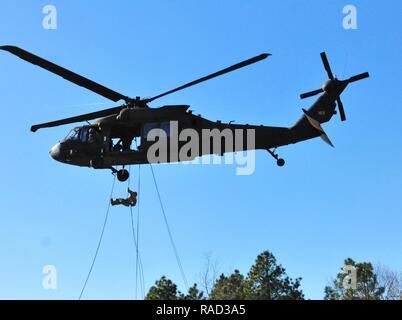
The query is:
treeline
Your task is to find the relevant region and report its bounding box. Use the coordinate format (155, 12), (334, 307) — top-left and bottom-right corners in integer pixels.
(145, 250), (402, 300)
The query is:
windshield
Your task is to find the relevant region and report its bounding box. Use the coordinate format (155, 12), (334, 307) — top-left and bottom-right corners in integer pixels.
(64, 127), (80, 141)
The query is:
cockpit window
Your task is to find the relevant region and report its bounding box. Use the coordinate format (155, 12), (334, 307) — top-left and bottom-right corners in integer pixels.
(65, 128), (80, 141)
(143, 122), (171, 138)
(81, 127), (88, 143)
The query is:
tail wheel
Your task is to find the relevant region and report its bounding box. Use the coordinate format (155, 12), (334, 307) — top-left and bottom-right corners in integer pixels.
(277, 159), (285, 167)
(117, 169), (129, 182)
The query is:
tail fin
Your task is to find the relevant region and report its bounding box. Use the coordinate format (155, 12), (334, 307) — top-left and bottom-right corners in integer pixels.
(302, 109), (334, 148)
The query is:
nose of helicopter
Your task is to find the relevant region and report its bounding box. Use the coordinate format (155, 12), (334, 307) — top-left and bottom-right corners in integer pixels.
(49, 143), (61, 160)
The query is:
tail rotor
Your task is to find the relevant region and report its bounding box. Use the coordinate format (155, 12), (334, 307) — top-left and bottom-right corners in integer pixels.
(300, 52), (369, 122)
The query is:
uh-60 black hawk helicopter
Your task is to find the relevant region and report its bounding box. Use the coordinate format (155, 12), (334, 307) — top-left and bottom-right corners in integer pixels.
(0, 46), (369, 182)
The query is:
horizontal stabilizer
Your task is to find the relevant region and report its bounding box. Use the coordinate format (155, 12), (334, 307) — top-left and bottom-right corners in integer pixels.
(302, 109), (334, 148)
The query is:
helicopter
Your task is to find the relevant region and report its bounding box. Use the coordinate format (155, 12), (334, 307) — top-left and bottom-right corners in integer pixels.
(0, 46), (369, 182)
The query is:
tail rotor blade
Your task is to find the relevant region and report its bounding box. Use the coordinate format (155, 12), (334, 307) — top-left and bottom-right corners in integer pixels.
(337, 98), (346, 121)
(320, 52), (334, 80)
(300, 88), (324, 99)
(348, 72), (370, 83)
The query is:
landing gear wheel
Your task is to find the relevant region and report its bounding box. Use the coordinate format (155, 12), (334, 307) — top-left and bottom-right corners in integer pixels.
(268, 148), (285, 167)
(117, 169), (129, 182)
(276, 158), (285, 167)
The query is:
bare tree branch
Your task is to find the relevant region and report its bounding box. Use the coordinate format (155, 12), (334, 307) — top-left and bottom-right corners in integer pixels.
(376, 263), (402, 300)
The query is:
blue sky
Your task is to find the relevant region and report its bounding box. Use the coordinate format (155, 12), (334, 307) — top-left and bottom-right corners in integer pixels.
(0, 0), (401, 299)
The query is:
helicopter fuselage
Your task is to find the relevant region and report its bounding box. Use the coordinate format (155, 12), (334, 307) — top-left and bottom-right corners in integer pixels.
(49, 92), (340, 170)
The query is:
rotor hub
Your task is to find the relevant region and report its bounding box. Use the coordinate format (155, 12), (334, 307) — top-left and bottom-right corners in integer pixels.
(322, 79), (339, 93)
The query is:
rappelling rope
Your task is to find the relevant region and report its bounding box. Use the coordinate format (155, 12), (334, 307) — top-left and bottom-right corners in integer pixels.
(128, 164), (146, 299)
(78, 174), (116, 300)
(135, 164), (144, 298)
(149, 164), (189, 291)
(129, 204), (146, 299)
(130, 139), (146, 298)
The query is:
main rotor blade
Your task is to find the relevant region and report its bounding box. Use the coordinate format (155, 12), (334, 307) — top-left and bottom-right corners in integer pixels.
(320, 52), (334, 80)
(0, 46), (129, 102)
(146, 53), (270, 103)
(348, 72), (370, 83)
(337, 98), (346, 121)
(31, 105), (124, 132)
(300, 88), (324, 99)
